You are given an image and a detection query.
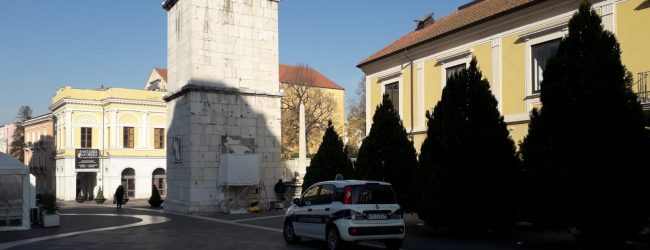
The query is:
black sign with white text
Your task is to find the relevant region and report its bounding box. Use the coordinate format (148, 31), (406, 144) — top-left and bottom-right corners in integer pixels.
(75, 149), (99, 169)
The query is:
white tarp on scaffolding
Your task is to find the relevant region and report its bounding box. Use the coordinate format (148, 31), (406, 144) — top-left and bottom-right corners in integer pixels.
(218, 154), (260, 186)
(0, 152), (32, 231)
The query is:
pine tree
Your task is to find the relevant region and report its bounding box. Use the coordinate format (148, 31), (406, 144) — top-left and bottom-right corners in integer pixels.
(418, 58), (520, 230)
(302, 121), (353, 190)
(354, 94), (419, 213)
(520, 1), (649, 244)
(9, 106), (32, 162)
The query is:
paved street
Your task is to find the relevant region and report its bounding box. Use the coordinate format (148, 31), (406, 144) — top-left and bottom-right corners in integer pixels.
(1, 201), (647, 250)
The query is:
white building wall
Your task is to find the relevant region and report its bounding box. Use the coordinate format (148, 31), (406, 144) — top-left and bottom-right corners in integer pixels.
(55, 156), (165, 201)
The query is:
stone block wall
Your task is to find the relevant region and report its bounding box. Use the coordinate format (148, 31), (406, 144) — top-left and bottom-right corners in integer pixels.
(167, 0), (279, 94)
(164, 0), (281, 214)
(165, 90), (281, 213)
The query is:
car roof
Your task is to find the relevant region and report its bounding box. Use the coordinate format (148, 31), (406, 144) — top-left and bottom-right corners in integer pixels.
(311, 179), (392, 188)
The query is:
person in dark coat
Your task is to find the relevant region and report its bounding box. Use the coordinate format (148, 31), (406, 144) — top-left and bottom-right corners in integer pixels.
(114, 185), (125, 209)
(274, 179), (287, 201)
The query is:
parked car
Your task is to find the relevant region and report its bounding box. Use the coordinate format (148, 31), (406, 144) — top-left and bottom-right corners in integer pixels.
(283, 179), (405, 250)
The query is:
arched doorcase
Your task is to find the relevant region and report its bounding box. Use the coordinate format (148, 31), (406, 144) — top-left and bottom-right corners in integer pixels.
(121, 168), (135, 198)
(152, 168), (166, 197)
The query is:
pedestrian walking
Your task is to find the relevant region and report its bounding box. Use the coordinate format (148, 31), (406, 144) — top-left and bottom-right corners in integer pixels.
(114, 185), (125, 209)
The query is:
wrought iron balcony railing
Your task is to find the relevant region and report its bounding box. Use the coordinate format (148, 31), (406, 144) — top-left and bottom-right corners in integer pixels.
(634, 71), (649, 105)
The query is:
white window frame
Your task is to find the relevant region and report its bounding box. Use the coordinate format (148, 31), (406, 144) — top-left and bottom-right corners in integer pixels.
(523, 26), (568, 99)
(437, 49), (472, 91)
(378, 72), (403, 119)
(530, 39), (561, 94)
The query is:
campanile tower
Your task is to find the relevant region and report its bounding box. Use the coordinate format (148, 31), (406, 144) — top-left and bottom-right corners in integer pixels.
(162, 0), (282, 213)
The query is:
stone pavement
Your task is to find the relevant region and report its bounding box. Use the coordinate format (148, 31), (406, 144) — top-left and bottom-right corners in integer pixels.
(0, 200), (648, 250)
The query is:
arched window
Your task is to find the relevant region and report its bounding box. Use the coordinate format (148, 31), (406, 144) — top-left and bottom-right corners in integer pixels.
(152, 168), (166, 196)
(121, 168), (135, 198)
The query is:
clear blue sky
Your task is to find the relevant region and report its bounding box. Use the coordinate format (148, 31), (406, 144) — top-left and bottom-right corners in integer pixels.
(0, 0), (466, 125)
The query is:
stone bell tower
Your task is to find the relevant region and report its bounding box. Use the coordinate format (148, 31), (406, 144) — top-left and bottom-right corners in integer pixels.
(162, 0), (282, 214)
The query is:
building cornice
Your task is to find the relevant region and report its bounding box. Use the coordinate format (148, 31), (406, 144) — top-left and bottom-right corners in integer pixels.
(23, 113), (53, 126)
(50, 98), (166, 111)
(162, 0), (178, 11)
(164, 83), (283, 102)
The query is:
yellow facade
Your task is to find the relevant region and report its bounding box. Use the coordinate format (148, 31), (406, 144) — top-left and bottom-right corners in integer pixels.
(23, 113), (55, 193)
(50, 86), (168, 201)
(360, 0), (650, 152)
(51, 87), (167, 159)
(617, 0), (650, 85)
(280, 82), (346, 155)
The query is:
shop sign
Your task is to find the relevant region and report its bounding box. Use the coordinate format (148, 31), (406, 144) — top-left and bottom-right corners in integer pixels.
(75, 149), (99, 169)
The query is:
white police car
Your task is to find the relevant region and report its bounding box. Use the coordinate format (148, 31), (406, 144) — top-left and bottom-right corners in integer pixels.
(283, 179), (405, 250)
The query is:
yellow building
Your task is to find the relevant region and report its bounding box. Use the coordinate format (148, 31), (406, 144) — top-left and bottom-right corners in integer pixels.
(358, 0), (650, 150)
(23, 113), (55, 194)
(50, 87), (167, 201)
(145, 67), (168, 92)
(279, 64), (346, 157)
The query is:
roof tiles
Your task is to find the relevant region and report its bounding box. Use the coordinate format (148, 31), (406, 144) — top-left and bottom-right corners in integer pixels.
(358, 0), (542, 67)
(279, 64), (344, 90)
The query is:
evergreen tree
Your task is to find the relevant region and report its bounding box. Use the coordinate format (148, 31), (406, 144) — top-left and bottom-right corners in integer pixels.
(354, 94), (419, 213)
(520, 1), (649, 244)
(302, 121), (353, 190)
(9, 105), (32, 162)
(418, 58), (520, 230)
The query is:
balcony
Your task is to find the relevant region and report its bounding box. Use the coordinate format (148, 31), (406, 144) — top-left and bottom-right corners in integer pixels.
(635, 71), (650, 109)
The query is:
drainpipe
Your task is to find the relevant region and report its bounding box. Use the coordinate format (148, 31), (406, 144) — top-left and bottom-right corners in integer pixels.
(403, 49), (414, 141)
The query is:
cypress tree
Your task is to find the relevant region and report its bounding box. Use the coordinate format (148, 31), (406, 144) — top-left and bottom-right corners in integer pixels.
(354, 94), (419, 213)
(302, 121), (353, 190)
(520, 1), (650, 244)
(418, 58), (520, 231)
(9, 105), (32, 162)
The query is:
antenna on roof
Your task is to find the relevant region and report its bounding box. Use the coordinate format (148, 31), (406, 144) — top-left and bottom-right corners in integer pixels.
(334, 174), (344, 181)
(414, 12), (434, 30)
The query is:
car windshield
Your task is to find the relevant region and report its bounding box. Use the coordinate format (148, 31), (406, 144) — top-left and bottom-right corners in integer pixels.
(349, 184), (396, 204)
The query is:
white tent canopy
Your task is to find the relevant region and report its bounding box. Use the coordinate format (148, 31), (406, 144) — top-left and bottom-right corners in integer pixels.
(0, 152), (32, 231)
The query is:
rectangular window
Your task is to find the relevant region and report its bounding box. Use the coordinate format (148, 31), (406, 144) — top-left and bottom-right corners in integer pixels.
(532, 39), (560, 93)
(446, 63), (466, 81)
(154, 128), (165, 149)
(301, 186), (321, 206)
(81, 127), (92, 148)
(385, 82), (400, 113)
(350, 184), (396, 204)
(123, 127), (134, 148)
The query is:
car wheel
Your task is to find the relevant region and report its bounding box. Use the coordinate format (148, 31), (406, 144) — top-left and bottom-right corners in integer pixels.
(326, 227), (347, 250)
(283, 221), (301, 243)
(385, 239), (403, 250)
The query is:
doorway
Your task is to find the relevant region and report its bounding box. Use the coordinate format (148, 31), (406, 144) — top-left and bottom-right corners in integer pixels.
(76, 172), (97, 200)
(121, 168), (135, 198)
(152, 168), (166, 197)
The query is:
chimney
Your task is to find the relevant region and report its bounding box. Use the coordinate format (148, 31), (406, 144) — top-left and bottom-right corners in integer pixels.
(414, 12), (434, 30)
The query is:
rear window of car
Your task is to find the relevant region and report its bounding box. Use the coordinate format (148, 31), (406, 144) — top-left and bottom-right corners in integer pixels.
(334, 184), (396, 204)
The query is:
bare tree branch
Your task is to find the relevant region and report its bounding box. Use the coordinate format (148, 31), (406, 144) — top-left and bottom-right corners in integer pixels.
(281, 64), (337, 159)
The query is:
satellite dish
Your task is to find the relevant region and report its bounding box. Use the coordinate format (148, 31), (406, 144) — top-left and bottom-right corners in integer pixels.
(334, 174), (344, 181)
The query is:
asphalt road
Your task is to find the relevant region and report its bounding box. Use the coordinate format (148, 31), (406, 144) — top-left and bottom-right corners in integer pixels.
(1, 202), (647, 250)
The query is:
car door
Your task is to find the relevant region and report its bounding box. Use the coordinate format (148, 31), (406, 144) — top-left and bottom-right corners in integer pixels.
(292, 185), (320, 237)
(310, 184), (335, 239)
